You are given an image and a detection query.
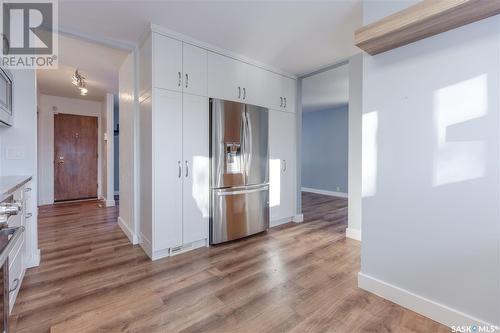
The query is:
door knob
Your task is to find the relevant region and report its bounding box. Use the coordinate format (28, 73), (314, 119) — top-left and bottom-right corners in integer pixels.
(57, 156), (65, 166)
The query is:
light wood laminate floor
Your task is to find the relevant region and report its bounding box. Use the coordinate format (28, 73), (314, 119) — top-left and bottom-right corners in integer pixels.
(11, 193), (449, 332)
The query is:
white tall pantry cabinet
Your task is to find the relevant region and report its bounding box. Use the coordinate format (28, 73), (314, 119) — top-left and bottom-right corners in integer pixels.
(138, 28), (298, 260)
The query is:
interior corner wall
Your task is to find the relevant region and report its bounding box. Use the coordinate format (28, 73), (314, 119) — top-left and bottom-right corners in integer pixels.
(360, 1), (500, 327)
(117, 50), (139, 244)
(347, 53), (363, 240)
(38, 94), (104, 205)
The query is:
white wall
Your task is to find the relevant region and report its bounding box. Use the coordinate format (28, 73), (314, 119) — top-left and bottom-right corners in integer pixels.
(118, 51), (139, 244)
(1, 69), (39, 267)
(360, 2), (500, 327)
(347, 53), (363, 241)
(104, 93), (115, 207)
(38, 94), (103, 205)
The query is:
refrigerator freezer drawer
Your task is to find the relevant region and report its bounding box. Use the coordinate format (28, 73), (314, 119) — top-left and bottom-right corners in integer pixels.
(210, 185), (269, 244)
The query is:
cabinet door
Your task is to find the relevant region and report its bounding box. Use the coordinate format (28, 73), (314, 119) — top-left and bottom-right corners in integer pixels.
(245, 65), (271, 108)
(208, 52), (246, 102)
(153, 33), (182, 92)
(183, 43), (207, 97)
(269, 110), (296, 221)
(153, 89), (183, 250)
(281, 77), (296, 113)
(182, 94), (209, 244)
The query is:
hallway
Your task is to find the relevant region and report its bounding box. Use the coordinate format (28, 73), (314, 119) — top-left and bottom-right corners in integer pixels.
(10, 195), (447, 332)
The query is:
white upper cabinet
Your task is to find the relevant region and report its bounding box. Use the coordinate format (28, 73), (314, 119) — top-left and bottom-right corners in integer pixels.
(208, 52), (247, 102)
(245, 65), (273, 107)
(153, 33), (183, 92)
(207, 50), (296, 112)
(268, 75), (296, 113)
(182, 43), (207, 97)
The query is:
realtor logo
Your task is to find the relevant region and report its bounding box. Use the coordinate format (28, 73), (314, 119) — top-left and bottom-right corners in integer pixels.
(1, 0), (58, 68)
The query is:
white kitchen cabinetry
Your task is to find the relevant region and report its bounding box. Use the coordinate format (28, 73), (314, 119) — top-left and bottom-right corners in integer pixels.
(138, 27), (298, 259)
(139, 88), (209, 260)
(208, 52), (247, 102)
(269, 75), (296, 113)
(183, 43), (208, 96)
(269, 110), (296, 223)
(152, 89), (183, 252)
(153, 33), (183, 92)
(182, 94), (209, 244)
(208, 51), (295, 112)
(142, 33), (208, 97)
(8, 181), (32, 312)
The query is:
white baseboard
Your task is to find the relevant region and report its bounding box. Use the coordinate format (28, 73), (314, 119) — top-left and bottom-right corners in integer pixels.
(118, 216), (139, 244)
(346, 227), (362, 241)
(302, 187), (348, 198)
(25, 249), (41, 268)
(139, 233), (152, 258)
(270, 217), (291, 228)
(292, 214), (304, 223)
(358, 272), (497, 329)
(105, 199), (115, 207)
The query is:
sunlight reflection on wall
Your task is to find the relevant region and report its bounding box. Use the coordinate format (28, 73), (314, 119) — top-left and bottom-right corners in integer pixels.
(362, 111), (378, 197)
(433, 75), (488, 187)
(192, 156), (209, 218)
(269, 159), (281, 207)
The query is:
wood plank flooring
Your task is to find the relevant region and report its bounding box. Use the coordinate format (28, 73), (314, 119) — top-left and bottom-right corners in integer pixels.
(10, 193), (449, 332)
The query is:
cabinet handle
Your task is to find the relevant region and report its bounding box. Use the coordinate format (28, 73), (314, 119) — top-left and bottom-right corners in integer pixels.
(238, 86), (241, 99)
(280, 97), (283, 107)
(185, 73), (188, 88)
(26, 213), (32, 218)
(284, 98), (287, 108)
(178, 161), (182, 178)
(178, 72), (181, 87)
(9, 278), (19, 294)
(24, 188), (32, 193)
(282, 159), (287, 173)
(243, 87), (246, 100)
(185, 161), (189, 178)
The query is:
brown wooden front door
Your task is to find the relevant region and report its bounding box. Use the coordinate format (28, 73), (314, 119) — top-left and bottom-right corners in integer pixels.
(54, 113), (98, 202)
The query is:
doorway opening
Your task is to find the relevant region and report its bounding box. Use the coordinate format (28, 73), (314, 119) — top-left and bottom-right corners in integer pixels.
(298, 56), (362, 241)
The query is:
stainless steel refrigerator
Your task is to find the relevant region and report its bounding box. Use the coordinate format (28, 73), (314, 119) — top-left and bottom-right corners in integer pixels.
(209, 98), (269, 244)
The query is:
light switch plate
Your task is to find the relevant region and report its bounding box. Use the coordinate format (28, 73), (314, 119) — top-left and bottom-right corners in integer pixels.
(6, 146), (25, 160)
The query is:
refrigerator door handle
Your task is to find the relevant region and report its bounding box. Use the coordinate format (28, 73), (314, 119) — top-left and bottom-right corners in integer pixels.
(216, 186), (268, 196)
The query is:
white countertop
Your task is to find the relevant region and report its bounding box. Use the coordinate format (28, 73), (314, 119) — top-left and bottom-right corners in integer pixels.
(0, 176), (32, 198)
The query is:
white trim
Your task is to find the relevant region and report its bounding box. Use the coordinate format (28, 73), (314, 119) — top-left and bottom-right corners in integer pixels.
(270, 217), (292, 228)
(302, 187), (348, 198)
(58, 28), (135, 51)
(292, 214), (304, 223)
(346, 227), (362, 241)
(118, 216), (139, 245)
(139, 233), (152, 258)
(105, 199), (115, 207)
(358, 272), (497, 329)
(25, 249), (40, 268)
(150, 24), (296, 79)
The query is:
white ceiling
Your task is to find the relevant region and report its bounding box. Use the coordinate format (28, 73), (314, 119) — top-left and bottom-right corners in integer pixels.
(302, 64), (349, 112)
(58, 0), (363, 76)
(37, 34), (128, 101)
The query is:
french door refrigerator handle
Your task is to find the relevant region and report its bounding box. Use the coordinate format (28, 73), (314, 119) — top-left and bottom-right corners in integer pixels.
(178, 161), (182, 178)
